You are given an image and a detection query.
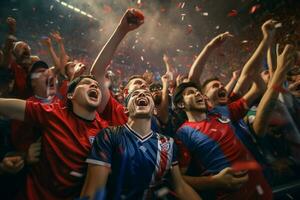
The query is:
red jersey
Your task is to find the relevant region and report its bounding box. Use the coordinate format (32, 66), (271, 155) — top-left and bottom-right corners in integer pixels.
(10, 60), (31, 99)
(11, 95), (61, 152)
(22, 101), (108, 200)
(101, 94), (127, 126)
(176, 114), (272, 200)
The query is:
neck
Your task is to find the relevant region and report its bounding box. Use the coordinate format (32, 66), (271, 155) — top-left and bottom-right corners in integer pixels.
(186, 110), (207, 122)
(127, 117), (152, 137)
(72, 104), (96, 121)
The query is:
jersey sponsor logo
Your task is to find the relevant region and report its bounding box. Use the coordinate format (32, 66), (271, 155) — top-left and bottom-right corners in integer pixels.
(217, 116), (231, 124)
(89, 136), (95, 144)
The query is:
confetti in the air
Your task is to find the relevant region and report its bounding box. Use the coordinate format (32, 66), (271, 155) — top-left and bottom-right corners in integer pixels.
(228, 10), (238, 17)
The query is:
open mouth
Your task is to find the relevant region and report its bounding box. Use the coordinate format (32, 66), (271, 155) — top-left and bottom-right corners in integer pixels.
(136, 98), (148, 106)
(88, 89), (98, 100)
(47, 77), (55, 89)
(218, 89), (227, 98)
(196, 99), (204, 104)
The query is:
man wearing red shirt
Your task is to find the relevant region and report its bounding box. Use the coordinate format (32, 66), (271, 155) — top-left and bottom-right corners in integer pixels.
(0, 75), (108, 200)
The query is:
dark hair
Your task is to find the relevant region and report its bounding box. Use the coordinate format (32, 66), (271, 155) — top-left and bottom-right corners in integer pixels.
(26, 60), (49, 90)
(201, 77), (220, 91)
(173, 82), (201, 108)
(66, 74), (97, 109)
(125, 75), (146, 89)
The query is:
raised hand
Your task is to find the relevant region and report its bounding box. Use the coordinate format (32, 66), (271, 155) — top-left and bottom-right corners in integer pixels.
(40, 36), (52, 47)
(6, 17), (16, 34)
(119, 8), (144, 32)
(50, 31), (63, 43)
(276, 44), (296, 73)
(208, 32), (233, 48)
(0, 155), (24, 174)
(163, 54), (170, 63)
(261, 19), (277, 40)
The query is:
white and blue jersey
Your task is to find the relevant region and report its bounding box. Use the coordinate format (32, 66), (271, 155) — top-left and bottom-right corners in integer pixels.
(86, 124), (178, 200)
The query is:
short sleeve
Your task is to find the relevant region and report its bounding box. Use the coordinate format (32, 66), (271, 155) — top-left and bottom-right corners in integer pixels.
(175, 126), (196, 169)
(86, 128), (114, 168)
(228, 98), (249, 121)
(25, 101), (59, 125)
(100, 94), (127, 126)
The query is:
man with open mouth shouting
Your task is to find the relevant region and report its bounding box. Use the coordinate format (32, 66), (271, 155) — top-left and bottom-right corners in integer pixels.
(81, 88), (201, 200)
(0, 75), (108, 200)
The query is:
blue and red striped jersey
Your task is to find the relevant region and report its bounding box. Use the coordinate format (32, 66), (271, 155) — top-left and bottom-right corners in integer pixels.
(175, 114), (272, 200)
(87, 124), (178, 200)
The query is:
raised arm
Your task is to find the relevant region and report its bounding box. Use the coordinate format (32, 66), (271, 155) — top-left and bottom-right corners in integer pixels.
(50, 31), (69, 75)
(188, 32), (233, 83)
(156, 74), (170, 124)
(80, 164), (110, 199)
(1, 17), (17, 69)
(225, 70), (240, 95)
(40, 37), (60, 72)
(252, 44), (295, 136)
(233, 20), (277, 95)
(90, 8), (144, 112)
(0, 98), (26, 121)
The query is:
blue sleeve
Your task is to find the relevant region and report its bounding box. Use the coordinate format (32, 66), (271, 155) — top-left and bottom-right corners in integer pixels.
(171, 141), (178, 165)
(176, 126), (197, 152)
(86, 128), (114, 167)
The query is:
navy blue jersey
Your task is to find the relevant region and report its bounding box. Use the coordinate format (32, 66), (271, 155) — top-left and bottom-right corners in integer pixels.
(87, 124), (178, 200)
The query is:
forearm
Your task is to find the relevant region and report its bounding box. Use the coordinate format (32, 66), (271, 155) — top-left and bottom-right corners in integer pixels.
(1, 36), (15, 68)
(0, 98), (26, 121)
(252, 70), (286, 136)
(183, 175), (217, 191)
(234, 37), (270, 93)
(157, 82), (169, 124)
(90, 25), (127, 77)
(188, 44), (214, 83)
(47, 46), (60, 69)
(225, 77), (238, 95)
(267, 44), (276, 78)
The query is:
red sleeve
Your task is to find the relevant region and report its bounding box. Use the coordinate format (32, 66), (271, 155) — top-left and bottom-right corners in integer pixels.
(228, 98), (249, 121)
(25, 101), (59, 125)
(174, 138), (191, 169)
(228, 92), (241, 103)
(100, 94), (128, 126)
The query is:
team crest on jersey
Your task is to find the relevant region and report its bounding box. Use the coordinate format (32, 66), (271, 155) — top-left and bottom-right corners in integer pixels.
(88, 136), (95, 144)
(160, 142), (170, 151)
(217, 116), (231, 124)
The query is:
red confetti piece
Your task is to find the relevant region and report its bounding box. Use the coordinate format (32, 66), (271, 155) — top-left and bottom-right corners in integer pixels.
(228, 9), (238, 17)
(232, 161), (261, 171)
(249, 4), (261, 14)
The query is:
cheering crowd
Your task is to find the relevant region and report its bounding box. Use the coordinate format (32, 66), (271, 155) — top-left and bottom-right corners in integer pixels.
(0, 7), (300, 200)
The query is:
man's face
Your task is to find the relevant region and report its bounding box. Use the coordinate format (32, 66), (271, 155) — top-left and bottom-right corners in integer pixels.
(127, 89), (155, 119)
(126, 78), (148, 96)
(71, 78), (102, 111)
(14, 42), (31, 66)
(30, 68), (56, 97)
(182, 87), (207, 112)
(204, 80), (228, 106)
